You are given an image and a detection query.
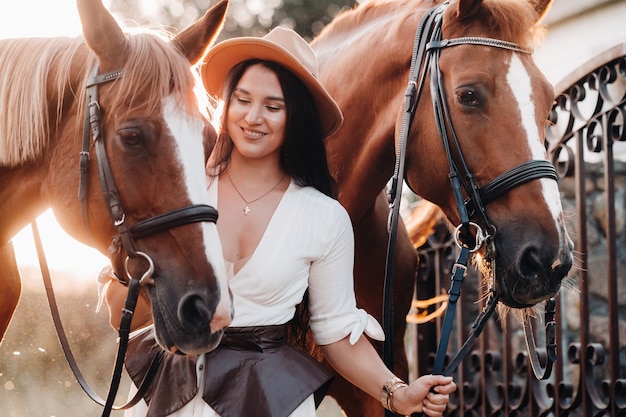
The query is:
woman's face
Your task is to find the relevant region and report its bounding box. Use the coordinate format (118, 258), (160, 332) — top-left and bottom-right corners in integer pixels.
(226, 64), (287, 162)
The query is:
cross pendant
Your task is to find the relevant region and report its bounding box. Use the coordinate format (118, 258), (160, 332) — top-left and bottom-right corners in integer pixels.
(243, 205), (251, 215)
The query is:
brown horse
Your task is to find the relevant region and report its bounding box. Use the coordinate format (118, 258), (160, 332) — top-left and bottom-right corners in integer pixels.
(312, 0), (574, 415)
(0, 0), (233, 355)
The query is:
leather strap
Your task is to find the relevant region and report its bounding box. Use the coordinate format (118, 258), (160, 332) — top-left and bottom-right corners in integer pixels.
(383, 2), (445, 393)
(523, 297), (556, 380)
(129, 204), (218, 239)
(31, 219), (162, 416)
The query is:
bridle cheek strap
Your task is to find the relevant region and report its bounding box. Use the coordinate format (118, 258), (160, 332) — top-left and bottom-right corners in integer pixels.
(79, 62), (219, 283)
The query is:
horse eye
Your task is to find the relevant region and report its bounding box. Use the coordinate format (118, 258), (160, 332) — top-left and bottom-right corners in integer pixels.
(456, 88), (481, 107)
(117, 128), (144, 149)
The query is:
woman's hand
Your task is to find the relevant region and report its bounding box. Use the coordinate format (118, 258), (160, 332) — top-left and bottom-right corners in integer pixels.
(392, 375), (456, 416)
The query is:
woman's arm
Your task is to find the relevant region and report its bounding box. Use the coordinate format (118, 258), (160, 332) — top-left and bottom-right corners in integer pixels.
(320, 335), (456, 416)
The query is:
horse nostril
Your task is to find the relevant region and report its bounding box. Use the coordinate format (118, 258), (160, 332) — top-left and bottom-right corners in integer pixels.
(178, 293), (213, 332)
(551, 257), (572, 282)
(518, 244), (544, 281)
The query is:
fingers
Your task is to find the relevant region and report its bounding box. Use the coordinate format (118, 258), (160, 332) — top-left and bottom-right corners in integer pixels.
(426, 391), (450, 406)
(104, 275), (153, 331)
(433, 379), (457, 395)
(421, 402), (447, 417)
(420, 375), (456, 395)
(416, 375), (455, 417)
(400, 375), (456, 416)
(422, 392), (450, 417)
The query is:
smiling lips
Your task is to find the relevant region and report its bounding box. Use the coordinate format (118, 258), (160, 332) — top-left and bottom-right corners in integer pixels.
(241, 127), (266, 139)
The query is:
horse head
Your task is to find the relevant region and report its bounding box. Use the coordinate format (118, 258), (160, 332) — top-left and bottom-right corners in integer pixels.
(403, 0), (573, 308)
(53, 0), (232, 354)
(310, 1), (573, 413)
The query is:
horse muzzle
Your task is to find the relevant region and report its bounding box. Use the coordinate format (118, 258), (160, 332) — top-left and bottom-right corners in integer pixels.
(495, 239), (573, 308)
(149, 283), (232, 355)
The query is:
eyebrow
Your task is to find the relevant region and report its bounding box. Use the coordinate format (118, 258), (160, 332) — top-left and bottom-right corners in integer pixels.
(234, 87), (285, 103)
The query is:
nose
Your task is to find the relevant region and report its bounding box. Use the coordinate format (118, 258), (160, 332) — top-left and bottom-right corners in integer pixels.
(516, 241), (569, 290)
(177, 292), (214, 332)
(244, 104), (263, 124)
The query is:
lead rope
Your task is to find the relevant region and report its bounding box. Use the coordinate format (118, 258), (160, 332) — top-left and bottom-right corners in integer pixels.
(384, 4), (451, 417)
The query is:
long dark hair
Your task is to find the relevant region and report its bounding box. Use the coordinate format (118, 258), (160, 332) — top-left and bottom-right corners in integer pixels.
(208, 59), (336, 352)
(208, 59), (337, 199)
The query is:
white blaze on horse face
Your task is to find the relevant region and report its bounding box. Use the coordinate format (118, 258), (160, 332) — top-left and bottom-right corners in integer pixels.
(506, 54), (563, 224)
(162, 96), (233, 331)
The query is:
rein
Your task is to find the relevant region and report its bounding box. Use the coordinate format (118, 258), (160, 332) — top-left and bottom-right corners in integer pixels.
(40, 62), (219, 417)
(383, 4), (557, 415)
(33, 220), (162, 415)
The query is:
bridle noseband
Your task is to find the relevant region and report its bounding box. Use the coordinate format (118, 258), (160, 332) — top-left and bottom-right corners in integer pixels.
(383, 5), (558, 413)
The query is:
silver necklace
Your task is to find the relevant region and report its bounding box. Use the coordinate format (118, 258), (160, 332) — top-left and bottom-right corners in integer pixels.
(226, 172), (286, 215)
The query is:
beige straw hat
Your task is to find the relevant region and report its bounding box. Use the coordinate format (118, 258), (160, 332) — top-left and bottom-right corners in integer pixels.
(201, 27), (343, 137)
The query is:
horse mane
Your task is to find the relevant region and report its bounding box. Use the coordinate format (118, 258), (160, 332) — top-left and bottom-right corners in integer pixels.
(320, 0), (546, 48)
(0, 37), (83, 166)
(0, 29), (208, 167)
(465, 0), (547, 47)
(315, 0), (408, 38)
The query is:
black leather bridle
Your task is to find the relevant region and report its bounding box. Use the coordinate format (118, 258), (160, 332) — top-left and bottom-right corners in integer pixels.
(383, 4), (557, 415)
(79, 63), (219, 283)
(41, 61), (221, 417)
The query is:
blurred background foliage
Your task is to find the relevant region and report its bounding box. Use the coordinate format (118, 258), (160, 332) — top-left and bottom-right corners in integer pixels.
(109, 0), (359, 41)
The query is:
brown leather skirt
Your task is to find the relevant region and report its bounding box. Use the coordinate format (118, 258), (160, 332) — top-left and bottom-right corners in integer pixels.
(125, 325), (334, 417)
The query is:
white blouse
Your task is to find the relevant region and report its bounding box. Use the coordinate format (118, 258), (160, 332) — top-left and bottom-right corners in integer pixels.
(125, 179), (385, 417)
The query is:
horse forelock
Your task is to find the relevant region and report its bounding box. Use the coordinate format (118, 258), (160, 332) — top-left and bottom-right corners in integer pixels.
(102, 31), (211, 125)
(0, 37), (84, 167)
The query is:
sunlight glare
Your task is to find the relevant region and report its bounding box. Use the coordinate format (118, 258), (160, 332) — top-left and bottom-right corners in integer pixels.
(11, 210), (109, 282)
(1, 1), (116, 281)
(0, 0), (113, 39)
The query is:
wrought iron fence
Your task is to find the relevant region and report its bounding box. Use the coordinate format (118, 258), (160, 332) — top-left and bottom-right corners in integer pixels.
(410, 41), (626, 417)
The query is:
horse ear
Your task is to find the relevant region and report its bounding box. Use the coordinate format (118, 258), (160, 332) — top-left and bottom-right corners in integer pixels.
(531, 0), (554, 24)
(172, 0), (229, 66)
(76, 0), (128, 68)
(456, 0), (482, 21)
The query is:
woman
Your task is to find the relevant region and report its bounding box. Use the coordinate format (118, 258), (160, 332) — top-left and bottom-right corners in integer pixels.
(104, 27), (456, 417)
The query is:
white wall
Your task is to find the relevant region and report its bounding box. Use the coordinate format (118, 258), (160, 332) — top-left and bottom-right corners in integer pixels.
(534, 0), (626, 161)
(534, 0), (626, 86)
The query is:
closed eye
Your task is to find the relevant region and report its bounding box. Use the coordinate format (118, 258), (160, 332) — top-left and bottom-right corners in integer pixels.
(265, 104), (283, 112)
